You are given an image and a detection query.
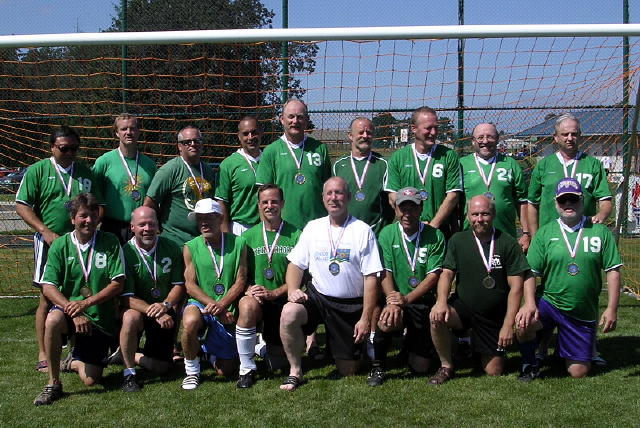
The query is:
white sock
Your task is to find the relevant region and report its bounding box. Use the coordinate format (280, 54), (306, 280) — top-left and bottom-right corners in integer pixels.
(236, 326), (257, 375)
(184, 358), (201, 376)
(123, 367), (136, 377)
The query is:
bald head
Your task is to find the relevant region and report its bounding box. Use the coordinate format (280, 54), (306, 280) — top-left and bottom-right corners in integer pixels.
(131, 206), (159, 250)
(323, 176), (351, 221)
(467, 195), (495, 239)
(472, 123), (499, 159)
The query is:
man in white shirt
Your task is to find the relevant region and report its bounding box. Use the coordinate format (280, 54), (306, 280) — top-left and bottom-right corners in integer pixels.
(279, 177), (383, 391)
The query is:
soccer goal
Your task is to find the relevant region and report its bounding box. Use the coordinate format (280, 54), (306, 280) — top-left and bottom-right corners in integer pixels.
(0, 24), (639, 295)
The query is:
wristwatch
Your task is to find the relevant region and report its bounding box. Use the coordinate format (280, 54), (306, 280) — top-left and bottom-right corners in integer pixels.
(163, 301), (172, 310)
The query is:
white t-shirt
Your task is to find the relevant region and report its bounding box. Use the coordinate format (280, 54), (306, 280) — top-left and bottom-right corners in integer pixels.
(287, 215), (383, 298)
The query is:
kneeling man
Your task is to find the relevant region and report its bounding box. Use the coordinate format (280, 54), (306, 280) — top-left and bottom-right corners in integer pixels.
(429, 195), (529, 384)
(279, 177), (382, 391)
(35, 193), (125, 405)
(119, 206), (185, 391)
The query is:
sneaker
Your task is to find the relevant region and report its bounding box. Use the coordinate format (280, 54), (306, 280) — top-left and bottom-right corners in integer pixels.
(236, 370), (257, 389)
(181, 374), (200, 390)
(122, 374), (142, 392)
(592, 355), (607, 367)
(367, 367), (385, 387)
(518, 364), (542, 382)
(34, 384), (62, 406)
(428, 366), (454, 385)
(107, 347), (123, 366)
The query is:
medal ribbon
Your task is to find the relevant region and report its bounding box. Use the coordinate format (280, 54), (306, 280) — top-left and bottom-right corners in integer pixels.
(472, 228), (495, 274)
(283, 135), (306, 172)
(132, 237), (158, 285)
(328, 215), (350, 261)
(261, 221), (283, 265)
(399, 222), (423, 273)
(50, 157), (74, 196)
(206, 234), (225, 279)
(238, 148), (260, 176)
(557, 217), (585, 259)
(118, 147), (139, 188)
(557, 151), (581, 178)
(349, 152), (372, 191)
(412, 143), (437, 186)
(180, 157), (204, 194)
(473, 153), (497, 191)
(72, 231), (96, 285)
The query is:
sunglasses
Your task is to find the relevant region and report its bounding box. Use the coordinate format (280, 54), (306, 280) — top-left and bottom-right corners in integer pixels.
(557, 194), (580, 204)
(54, 144), (80, 153)
(179, 138), (203, 146)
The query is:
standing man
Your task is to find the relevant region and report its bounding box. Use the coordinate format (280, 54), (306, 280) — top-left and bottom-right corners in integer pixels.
(118, 206), (185, 392)
(216, 116), (263, 235)
(279, 177), (383, 391)
(517, 178), (622, 379)
(144, 126), (217, 247)
(386, 106), (462, 239)
(528, 113), (612, 235)
(333, 117), (392, 237)
(460, 123), (530, 251)
(428, 195), (530, 384)
(235, 184), (301, 388)
(180, 199), (247, 390)
(93, 113), (157, 244)
(368, 187), (445, 386)
(255, 99), (332, 230)
(34, 193), (124, 405)
(16, 125), (103, 372)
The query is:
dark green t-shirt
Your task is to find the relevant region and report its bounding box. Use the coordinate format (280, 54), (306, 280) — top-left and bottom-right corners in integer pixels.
(444, 229), (529, 319)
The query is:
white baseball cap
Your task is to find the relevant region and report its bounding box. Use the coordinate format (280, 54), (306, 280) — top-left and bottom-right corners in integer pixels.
(187, 198), (223, 222)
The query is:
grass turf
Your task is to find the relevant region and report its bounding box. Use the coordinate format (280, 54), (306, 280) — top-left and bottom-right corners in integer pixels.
(1, 295), (639, 427)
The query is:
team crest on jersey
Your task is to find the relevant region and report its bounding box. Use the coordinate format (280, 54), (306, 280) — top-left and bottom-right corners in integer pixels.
(182, 177), (212, 209)
(490, 255), (502, 270)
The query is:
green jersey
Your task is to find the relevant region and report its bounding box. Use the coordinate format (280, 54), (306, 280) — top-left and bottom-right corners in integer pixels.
(527, 217), (622, 321)
(146, 156), (217, 246)
(122, 236), (185, 303)
(386, 143), (462, 222)
(460, 153), (527, 237)
(243, 221), (301, 291)
(333, 152), (392, 237)
(215, 150), (260, 226)
(528, 152), (611, 227)
(255, 136), (331, 230)
(41, 230), (125, 335)
(16, 158), (103, 235)
(378, 222), (445, 300)
(444, 229), (529, 319)
(185, 233), (245, 314)
(92, 149), (157, 223)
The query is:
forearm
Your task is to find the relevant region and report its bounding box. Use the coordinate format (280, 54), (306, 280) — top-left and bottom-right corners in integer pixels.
(185, 282), (216, 306)
(595, 199), (613, 222)
(528, 203), (539, 236)
(605, 269), (621, 312)
(85, 277), (125, 307)
(217, 200), (231, 234)
(522, 273), (537, 306)
(143, 196), (158, 212)
(360, 274), (378, 321)
(16, 204), (50, 234)
(271, 284), (288, 299)
(430, 192), (459, 228)
(285, 264), (305, 293)
(124, 296), (150, 313)
(42, 284), (70, 307)
(503, 281), (524, 327)
(518, 202), (529, 232)
(435, 269), (454, 304)
(380, 272), (396, 296)
(165, 284), (186, 307)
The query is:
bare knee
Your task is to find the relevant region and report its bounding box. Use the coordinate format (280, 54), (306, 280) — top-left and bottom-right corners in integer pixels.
(482, 356), (505, 376)
(567, 362), (590, 378)
(237, 296), (262, 327)
(121, 309), (143, 331)
(336, 359), (359, 376)
(280, 303), (307, 328)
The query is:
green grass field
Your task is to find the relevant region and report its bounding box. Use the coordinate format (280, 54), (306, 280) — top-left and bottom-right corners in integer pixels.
(1, 295), (639, 427)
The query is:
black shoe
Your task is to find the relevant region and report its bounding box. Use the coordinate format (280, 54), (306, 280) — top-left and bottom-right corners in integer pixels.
(34, 383), (62, 405)
(107, 347), (124, 366)
(236, 370), (257, 389)
(518, 364), (541, 382)
(367, 367), (385, 387)
(122, 374), (142, 392)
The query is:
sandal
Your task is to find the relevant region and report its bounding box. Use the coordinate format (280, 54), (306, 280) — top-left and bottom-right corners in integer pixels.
(60, 353), (75, 373)
(428, 366), (454, 385)
(280, 375), (305, 391)
(35, 360), (48, 372)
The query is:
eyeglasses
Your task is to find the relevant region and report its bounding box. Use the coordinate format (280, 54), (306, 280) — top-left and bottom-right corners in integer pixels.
(179, 138), (203, 146)
(53, 144), (80, 153)
(557, 194), (580, 204)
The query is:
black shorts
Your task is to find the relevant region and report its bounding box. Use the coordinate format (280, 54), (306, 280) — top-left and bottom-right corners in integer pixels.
(396, 303), (435, 358)
(450, 295), (505, 358)
(261, 297), (287, 347)
(100, 217), (132, 246)
(301, 285), (364, 361)
(32, 232), (49, 288)
(52, 307), (112, 366)
(141, 311), (177, 362)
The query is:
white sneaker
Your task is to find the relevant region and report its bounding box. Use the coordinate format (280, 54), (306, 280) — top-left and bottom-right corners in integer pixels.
(181, 374), (200, 390)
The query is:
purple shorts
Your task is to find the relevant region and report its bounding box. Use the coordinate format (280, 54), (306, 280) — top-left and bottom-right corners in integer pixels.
(538, 297), (596, 362)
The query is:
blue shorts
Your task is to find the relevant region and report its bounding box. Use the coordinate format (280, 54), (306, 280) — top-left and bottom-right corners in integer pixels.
(186, 301), (237, 360)
(538, 297), (596, 362)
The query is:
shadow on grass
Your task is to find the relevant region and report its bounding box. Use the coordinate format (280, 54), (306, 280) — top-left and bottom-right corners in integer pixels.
(0, 303), (36, 319)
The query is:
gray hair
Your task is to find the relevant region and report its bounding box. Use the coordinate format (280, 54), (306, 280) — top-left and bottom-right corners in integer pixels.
(177, 126), (202, 141)
(554, 113), (580, 134)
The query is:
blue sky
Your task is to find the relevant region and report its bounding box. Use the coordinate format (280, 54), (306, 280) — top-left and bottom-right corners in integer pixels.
(1, 1), (638, 132)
